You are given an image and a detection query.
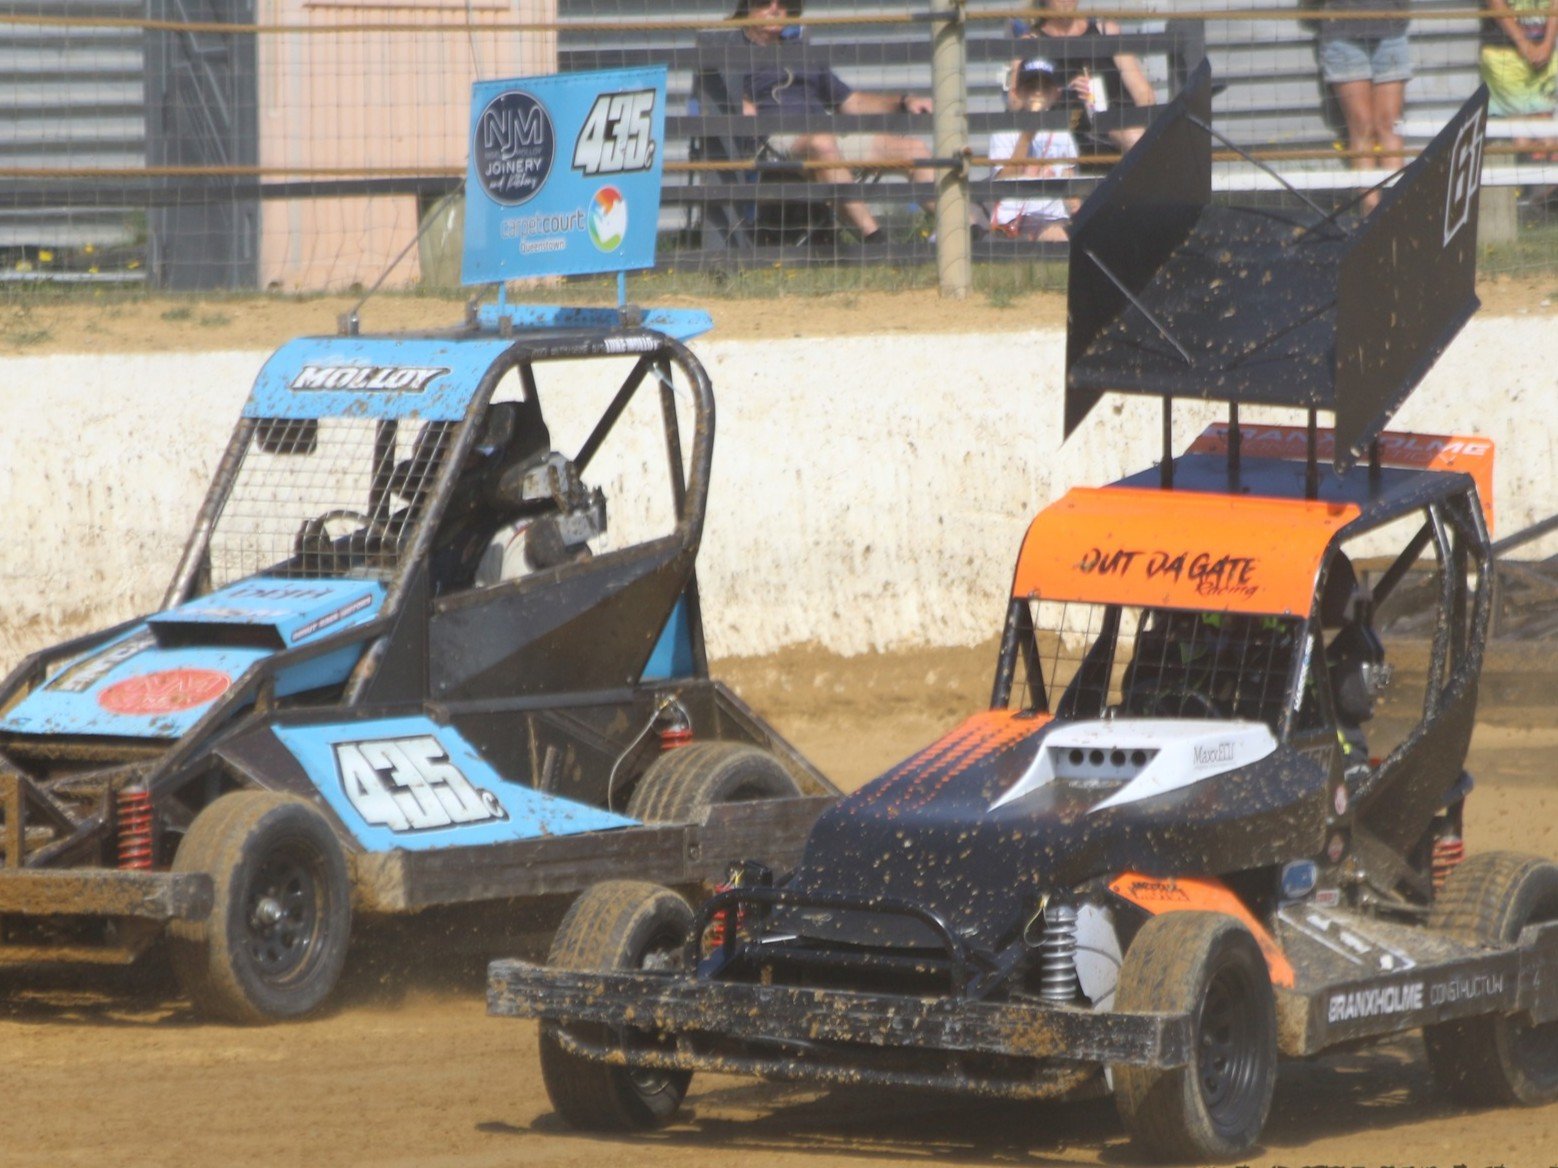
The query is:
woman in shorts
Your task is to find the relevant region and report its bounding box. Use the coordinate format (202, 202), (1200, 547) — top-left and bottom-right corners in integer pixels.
(1316, 0), (1411, 210)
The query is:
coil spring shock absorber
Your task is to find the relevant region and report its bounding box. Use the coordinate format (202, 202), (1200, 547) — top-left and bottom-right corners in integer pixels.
(116, 786), (154, 870)
(655, 696), (693, 751)
(1037, 902), (1080, 1002)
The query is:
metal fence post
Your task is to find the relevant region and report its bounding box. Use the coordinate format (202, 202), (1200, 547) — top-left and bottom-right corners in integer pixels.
(930, 0), (970, 299)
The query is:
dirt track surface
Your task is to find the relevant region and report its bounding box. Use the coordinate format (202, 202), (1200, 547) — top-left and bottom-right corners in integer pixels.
(1, 270), (1554, 355)
(5, 644), (1558, 1168)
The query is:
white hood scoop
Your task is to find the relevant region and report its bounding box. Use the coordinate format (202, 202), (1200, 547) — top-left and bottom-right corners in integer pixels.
(990, 719), (1279, 813)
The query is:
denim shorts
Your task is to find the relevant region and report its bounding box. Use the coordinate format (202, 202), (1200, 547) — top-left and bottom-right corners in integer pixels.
(1319, 34), (1413, 86)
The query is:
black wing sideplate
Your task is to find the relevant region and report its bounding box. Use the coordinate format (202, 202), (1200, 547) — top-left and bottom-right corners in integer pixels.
(1333, 90), (1486, 470)
(1064, 69), (1488, 475)
(1065, 61), (1212, 437)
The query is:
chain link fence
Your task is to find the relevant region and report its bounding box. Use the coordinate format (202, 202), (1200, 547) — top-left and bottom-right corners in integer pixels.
(3, 1), (1554, 295)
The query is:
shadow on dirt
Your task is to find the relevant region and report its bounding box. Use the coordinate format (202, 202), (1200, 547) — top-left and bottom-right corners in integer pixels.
(0, 894), (577, 1026)
(503, 1036), (1474, 1166)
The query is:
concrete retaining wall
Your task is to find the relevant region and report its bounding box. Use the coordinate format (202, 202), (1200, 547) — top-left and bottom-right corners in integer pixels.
(1, 318), (1551, 666)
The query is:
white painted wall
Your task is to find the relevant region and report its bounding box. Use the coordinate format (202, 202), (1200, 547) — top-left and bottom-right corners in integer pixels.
(0, 319), (1551, 666)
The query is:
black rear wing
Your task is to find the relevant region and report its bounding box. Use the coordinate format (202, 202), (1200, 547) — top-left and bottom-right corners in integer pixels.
(1065, 63), (1488, 474)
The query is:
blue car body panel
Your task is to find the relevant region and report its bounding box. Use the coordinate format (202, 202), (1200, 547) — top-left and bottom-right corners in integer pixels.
(245, 336), (518, 421)
(272, 716), (637, 851)
(0, 577), (384, 740)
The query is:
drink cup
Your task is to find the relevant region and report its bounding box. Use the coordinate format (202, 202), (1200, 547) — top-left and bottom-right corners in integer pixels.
(1089, 75), (1109, 113)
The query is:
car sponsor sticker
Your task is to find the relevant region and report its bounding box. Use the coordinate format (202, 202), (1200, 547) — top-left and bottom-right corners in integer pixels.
(290, 365), (449, 392)
(48, 630), (156, 693)
(97, 668), (232, 715)
(334, 734), (508, 833)
(292, 593), (376, 642)
(1328, 981), (1424, 1022)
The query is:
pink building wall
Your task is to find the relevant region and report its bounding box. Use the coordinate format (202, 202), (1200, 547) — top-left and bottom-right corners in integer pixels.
(257, 0), (557, 290)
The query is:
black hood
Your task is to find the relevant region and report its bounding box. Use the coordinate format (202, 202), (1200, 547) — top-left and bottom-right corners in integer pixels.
(782, 711), (1329, 948)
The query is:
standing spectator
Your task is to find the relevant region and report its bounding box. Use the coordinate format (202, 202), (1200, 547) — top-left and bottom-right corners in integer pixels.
(1479, 0), (1557, 157)
(723, 0), (935, 244)
(1010, 0), (1157, 153)
(988, 58), (1082, 241)
(1315, 0), (1411, 210)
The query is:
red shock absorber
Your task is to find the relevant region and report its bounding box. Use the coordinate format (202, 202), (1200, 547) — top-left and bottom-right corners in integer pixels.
(655, 697), (693, 751)
(116, 786), (154, 870)
(1431, 834), (1465, 892)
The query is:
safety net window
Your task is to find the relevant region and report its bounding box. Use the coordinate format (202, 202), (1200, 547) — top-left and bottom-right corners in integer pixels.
(1014, 600), (1303, 729)
(206, 417), (457, 587)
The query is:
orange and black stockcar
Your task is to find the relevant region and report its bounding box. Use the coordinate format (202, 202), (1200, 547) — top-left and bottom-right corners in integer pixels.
(490, 69), (1558, 1162)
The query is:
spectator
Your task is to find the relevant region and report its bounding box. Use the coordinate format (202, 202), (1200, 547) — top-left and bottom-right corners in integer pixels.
(1315, 0), (1411, 211)
(988, 58), (1082, 241)
(1479, 0), (1558, 157)
(722, 0), (935, 244)
(1010, 0), (1157, 153)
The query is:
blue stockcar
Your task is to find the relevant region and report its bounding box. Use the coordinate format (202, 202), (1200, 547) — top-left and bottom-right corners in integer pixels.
(0, 304), (834, 1022)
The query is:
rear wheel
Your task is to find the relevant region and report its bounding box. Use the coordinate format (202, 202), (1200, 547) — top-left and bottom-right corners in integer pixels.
(1424, 851), (1558, 1105)
(626, 741), (799, 823)
(168, 791), (351, 1024)
(539, 881), (695, 1130)
(1111, 912), (1277, 1161)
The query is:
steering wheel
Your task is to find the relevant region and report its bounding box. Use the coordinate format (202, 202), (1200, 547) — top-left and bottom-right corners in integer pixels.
(294, 509), (385, 571)
(1151, 689), (1228, 719)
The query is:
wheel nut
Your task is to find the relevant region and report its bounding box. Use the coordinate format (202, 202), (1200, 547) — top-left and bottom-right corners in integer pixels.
(254, 896), (285, 926)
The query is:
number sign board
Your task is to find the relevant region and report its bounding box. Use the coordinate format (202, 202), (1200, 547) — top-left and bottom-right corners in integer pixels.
(462, 67), (668, 285)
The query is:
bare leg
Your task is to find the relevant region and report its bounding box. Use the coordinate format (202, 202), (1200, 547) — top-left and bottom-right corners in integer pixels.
(1332, 78), (1382, 211)
(1109, 126), (1145, 154)
(868, 133), (937, 213)
(1371, 80), (1405, 174)
(788, 132), (876, 235)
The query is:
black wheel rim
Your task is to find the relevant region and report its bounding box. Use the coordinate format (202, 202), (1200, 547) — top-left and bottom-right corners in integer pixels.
(243, 843), (326, 984)
(623, 923), (688, 1097)
(1197, 961), (1266, 1131)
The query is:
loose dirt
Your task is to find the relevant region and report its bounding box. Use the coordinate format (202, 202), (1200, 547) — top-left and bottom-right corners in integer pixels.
(4, 643), (1557, 1168)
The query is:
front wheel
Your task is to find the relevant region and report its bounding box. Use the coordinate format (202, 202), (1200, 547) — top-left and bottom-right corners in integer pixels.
(1424, 851), (1558, 1105)
(168, 792), (351, 1024)
(539, 881), (694, 1130)
(1111, 911), (1277, 1161)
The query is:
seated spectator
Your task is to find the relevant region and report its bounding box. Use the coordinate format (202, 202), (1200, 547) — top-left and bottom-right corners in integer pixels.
(1010, 0), (1156, 154)
(720, 0), (935, 244)
(1479, 0), (1557, 158)
(989, 57), (1082, 241)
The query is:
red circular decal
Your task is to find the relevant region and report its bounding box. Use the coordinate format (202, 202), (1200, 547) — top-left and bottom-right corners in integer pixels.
(98, 668), (232, 715)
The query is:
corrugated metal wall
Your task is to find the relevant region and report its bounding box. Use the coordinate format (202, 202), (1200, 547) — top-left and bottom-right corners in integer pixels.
(0, 0), (146, 252)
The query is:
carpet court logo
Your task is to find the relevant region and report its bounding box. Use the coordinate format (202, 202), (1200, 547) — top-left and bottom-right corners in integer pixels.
(474, 90), (555, 206)
(588, 186), (628, 252)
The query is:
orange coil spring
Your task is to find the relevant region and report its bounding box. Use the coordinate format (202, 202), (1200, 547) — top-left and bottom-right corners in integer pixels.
(1431, 835), (1465, 892)
(703, 883), (746, 953)
(117, 788), (154, 870)
(657, 724), (693, 751)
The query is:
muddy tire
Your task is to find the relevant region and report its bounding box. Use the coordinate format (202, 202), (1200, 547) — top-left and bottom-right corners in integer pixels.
(1424, 852), (1558, 1105)
(626, 741), (799, 824)
(1111, 912), (1277, 1161)
(539, 881), (694, 1130)
(168, 791), (351, 1024)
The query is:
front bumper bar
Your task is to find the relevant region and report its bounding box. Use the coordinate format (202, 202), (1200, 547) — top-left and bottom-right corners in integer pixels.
(488, 960), (1192, 1094)
(0, 869), (213, 921)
